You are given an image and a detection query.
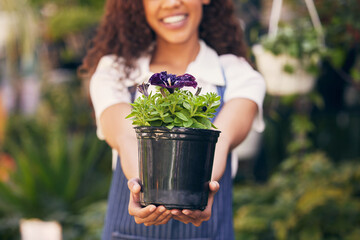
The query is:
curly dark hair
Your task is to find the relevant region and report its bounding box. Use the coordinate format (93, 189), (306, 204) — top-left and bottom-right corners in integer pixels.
(78, 0), (248, 79)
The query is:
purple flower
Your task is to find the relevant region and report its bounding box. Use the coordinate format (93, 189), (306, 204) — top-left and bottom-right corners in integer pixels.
(149, 71), (197, 93)
(137, 82), (150, 97)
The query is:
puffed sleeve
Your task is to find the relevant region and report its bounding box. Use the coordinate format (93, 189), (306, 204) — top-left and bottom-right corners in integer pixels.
(220, 54), (266, 132)
(90, 55), (131, 139)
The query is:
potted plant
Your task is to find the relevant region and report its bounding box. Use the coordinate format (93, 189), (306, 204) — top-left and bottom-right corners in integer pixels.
(126, 71), (221, 210)
(253, 20), (325, 96)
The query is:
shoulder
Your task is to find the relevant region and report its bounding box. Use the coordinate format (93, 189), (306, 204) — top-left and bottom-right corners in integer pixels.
(218, 53), (266, 102)
(94, 55), (124, 75)
(92, 54), (150, 86)
(219, 54), (266, 132)
(219, 54), (263, 80)
(219, 54), (265, 89)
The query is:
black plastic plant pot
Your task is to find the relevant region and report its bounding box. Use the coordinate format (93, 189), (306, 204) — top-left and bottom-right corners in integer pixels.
(135, 126), (220, 210)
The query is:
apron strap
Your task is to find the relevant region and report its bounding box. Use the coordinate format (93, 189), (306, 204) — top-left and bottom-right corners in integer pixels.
(213, 66), (227, 122)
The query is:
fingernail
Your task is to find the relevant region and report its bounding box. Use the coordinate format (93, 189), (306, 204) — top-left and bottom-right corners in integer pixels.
(159, 207), (165, 213)
(149, 206), (156, 212)
(183, 210), (190, 215)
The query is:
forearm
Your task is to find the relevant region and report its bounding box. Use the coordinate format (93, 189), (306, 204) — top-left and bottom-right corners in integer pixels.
(211, 98), (257, 181)
(100, 103), (139, 179)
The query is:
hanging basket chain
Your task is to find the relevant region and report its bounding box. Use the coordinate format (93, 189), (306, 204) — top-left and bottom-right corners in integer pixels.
(268, 0), (283, 38)
(304, 0), (325, 46)
(268, 0), (324, 45)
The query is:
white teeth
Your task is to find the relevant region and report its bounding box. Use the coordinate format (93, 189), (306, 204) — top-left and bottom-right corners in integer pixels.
(162, 15), (186, 24)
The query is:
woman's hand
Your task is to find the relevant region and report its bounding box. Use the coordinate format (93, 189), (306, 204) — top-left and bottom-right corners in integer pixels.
(171, 181), (220, 226)
(128, 178), (172, 226)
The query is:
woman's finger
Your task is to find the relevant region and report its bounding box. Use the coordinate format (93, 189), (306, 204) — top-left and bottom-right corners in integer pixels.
(172, 215), (191, 224)
(135, 206), (171, 225)
(152, 208), (171, 223)
(128, 178), (141, 194)
(155, 212), (172, 225)
(144, 209), (172, 226)
(129, 203), (156, 219)
(182, 209), (202, 220)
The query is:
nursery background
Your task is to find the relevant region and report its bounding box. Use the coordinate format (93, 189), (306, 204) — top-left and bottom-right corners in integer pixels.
(0, 0), (359, 239)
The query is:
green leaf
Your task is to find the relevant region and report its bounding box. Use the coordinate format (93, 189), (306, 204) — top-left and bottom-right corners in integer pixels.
(160, 102), (172, 107)
(210, 102), (220, 109)
(150, 111), (159, 115)
(163, 116), (174, 123)
(183, 101), (191, 110)
(175, 112), (189, 121)
(194, 113), (210, 118)
(183, 118), (194, 128)
(149, 120), (162, 127)
(133, 121), (145, 126)
(197, 118), (212, 129)
(174, 117), (182, 124)
(125, 112), (136, 119)
(145, 117), (162, 122)
(180, 109), (191, 118)
(191, 118), (207, 129)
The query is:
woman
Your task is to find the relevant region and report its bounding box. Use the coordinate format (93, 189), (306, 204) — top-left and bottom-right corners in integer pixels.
(79, 0), (265, 239)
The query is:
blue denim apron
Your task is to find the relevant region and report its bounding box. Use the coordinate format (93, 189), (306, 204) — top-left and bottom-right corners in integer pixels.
(102, 76), (234, 240)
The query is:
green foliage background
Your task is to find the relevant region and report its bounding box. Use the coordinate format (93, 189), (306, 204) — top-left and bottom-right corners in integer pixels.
(233, 152), (360, 240)
(0, 77), (111, 239)
(0, 0), (359, 239)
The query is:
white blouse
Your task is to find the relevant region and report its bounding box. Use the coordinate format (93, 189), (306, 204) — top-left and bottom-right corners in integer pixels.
(90, 41), (266, 168)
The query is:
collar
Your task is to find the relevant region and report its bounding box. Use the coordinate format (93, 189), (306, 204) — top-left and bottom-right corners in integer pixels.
(187, 40), (225, 86)
(134, 40), (225, 86)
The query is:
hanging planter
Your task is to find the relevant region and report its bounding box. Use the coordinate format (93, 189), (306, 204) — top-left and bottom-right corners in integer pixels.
(253, 44), (316, 96)
(253, 0), (325, 96)
(126, 72), (221, 210)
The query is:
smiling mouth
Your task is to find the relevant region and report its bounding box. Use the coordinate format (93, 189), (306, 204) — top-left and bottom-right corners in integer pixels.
(162, 14), (187, 24)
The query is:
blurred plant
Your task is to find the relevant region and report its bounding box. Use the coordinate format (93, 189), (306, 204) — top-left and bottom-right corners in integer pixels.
(0, 115), (111, 239)
(350, 58), (360, 85)
(286, 113), (314, 155)
(315, 0), (360, 92)
(29, 0), (105, 9)
(233, 151), (360, 240)
(39, 75), (94, 132)
(0, 0), (39, 70)
(0, 77), (111, 238)
(0, 117), (109, 219)
(0, 153), (16, 182)
(68, 200), (107, 240)
(316, 0), (359, 57)
(31, 1), (104, 69)
(46, 7), (102, 42)
(260, 20), (326, 76)
(255, 0), (359, 179)
(0, 0), (40, 113)
(0, 97), (5, 145)
(1, 1), (109, 238)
